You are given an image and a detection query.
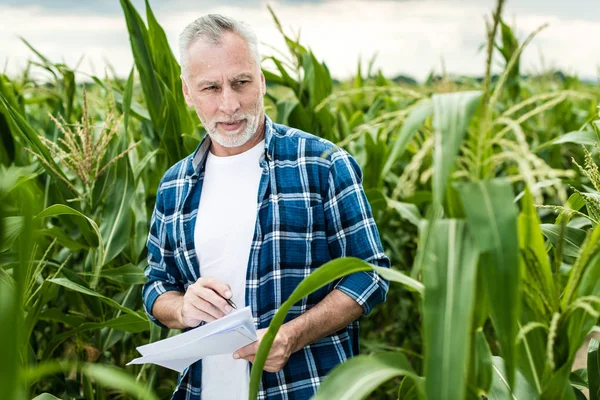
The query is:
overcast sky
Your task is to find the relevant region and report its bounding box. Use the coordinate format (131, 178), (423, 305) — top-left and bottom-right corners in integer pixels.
(1, 0), (599, 82)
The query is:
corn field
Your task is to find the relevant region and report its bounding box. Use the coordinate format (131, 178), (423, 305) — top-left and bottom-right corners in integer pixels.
(2, 0), (600, 399)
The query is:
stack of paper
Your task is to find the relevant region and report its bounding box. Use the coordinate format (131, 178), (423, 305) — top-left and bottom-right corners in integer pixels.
(127, 306), (257, 373)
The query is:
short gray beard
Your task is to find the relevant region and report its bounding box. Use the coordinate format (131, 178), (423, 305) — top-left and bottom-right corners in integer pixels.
(205, 110), (260, 148)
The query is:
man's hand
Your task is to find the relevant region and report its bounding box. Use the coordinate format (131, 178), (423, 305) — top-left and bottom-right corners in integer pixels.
(233, 327), (297, 373)
(180, 277), (234, 328)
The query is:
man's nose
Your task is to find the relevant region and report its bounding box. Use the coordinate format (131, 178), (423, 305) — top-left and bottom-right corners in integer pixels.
(218, 85), (241, 115)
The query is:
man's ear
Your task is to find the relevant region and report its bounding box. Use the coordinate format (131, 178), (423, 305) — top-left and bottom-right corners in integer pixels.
(181, 75), (193, 107)
(260, 71), (266, 96)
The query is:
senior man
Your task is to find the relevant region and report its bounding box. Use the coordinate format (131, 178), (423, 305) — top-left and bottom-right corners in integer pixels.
(142, 14), (390, 400)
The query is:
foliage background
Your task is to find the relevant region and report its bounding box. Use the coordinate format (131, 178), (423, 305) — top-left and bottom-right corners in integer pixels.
(2, 0), (600, 399)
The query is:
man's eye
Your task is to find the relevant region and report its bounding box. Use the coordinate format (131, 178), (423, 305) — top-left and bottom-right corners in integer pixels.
(203, 86), (218, 91)
(235, 80), (249, 87)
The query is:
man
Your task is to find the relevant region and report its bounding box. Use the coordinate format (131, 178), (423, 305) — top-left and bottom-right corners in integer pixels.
(142, 14), (390, 400)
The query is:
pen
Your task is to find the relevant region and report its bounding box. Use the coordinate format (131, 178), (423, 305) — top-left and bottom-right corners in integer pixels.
(223, 295), (237, 310)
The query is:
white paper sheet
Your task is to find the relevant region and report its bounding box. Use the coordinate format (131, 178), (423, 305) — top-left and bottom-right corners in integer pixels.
(127, 306), (257, 373)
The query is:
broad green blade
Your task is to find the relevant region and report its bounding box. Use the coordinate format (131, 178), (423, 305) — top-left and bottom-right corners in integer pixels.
(248, 257), (418, 399)
(432, 90), (482, 206)
(541, 363), (578, 400)
(488, 357), (538, 400)
(100, 263), (146, 285)
(35, 204), (102, 249)
(423, 219), (479, 400)
(313, 352), (422, 400)
(120, 0), (161, 124)
(44, 314), (149, 358)
(0, 82), (75, 200)
(377, 266), (424, 294)
(541, 224), (586, 258)
(0, 270), (20, 400)
(81, 364), (158, 400)
(536, 130), (598, 150)
(556, 192), (586, 225)
(381, 99), (432, 180)
(469, 331), (493, 395)
(562, 223), (600, 308)
(99, 156), (134, 269)
(589, 339), (600, 400)
(519, 188), (556, 313)
(388, 198), (422, 228)
(459, 179), (520, 390)
(48, 277), (142, 317)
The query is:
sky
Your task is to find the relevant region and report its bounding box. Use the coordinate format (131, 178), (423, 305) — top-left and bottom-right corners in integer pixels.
(1, 0), (599, 82)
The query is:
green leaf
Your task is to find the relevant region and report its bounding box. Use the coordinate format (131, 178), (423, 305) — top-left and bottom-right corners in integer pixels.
(423, 219), (479, 400)
(377, 267), (424, 294)
(100, 156), (135, 268)
(571, 369), (589, 390)
(1, 216), (22, 251)
(82, 364), (157, 400)
(541, 363), (577, 400)
(313, 352), (422, 400)
(561, 222), (600, 308)
(0, 81), (75, 200)
(32, 394), (62, 400)
(248, 258), (415, 399)
(131, 180), (148, 263)
(122, 66), (135, 136)
(35, 204), (102, 251)
(459, 179), (520, 390)
(382, 99), (432, 179)
(589, 338), (600, 400)
(48, 277), (139, 317)
(536, 130), (598, 150)
(39, 308), (86, 327)
(44, 314), (148, 360)
(37, 227), (89, 251)
(541, 224), (586, 258)
(432, 91), (482, 206)
(519, 188), (556, 312)
(275, 99), (299, 125)
(488, 357), (538, 399)
(470, 331), (493, 394)
(0, 269), (21, 400)
(100, 264), (146, 285)
(397, 375), (424, 400)
(388, 199), (422, 227)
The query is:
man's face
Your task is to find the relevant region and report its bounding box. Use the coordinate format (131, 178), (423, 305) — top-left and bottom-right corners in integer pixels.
(181, 31), (266, 148)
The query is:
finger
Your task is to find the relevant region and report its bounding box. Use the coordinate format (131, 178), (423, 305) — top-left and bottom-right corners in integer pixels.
(234, 342), (258, 359)
(188, 295), (225, 320)
(183, 301), (216, 323)
(198, 286), (233, 314)
(201, 277), (233, 300)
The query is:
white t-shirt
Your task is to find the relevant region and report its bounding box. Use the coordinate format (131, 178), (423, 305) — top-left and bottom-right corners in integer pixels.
(194, 139), (264, 400)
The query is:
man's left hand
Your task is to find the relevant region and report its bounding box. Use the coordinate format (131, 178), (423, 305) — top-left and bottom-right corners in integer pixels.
(233, 327), (296, 373)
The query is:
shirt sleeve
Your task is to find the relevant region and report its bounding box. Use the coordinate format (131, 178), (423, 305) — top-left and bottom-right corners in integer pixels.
(324, 148), (390, 316)
(142, 183), (185, 328)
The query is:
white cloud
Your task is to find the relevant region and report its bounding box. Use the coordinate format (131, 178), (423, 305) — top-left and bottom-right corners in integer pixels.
(1, 0), (599, 83)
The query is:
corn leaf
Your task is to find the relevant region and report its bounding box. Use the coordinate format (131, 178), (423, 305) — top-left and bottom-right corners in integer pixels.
(488, 357), (538, 399)
(423, 219), (479, 400)
(248, 257), (419, 399)
(432, 90), (482, 206)
(313, 351), (422, 400)
(541, 224), (586, 258)
(381, 98), (432, 179)
(459, 179), (520, 390)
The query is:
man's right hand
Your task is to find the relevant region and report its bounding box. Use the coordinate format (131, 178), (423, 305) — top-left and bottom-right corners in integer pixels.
(179, 277), (234, 328)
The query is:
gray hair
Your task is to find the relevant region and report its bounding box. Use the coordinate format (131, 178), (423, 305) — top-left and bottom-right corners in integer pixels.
(179, 14), (260, 76)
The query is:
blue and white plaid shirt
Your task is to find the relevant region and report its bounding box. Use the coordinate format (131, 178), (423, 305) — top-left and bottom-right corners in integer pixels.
(142, 115), (390, 399)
